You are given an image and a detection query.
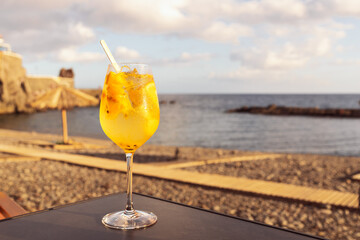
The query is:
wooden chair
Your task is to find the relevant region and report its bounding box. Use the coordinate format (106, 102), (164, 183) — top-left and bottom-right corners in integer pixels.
(0, 192), (27, 219)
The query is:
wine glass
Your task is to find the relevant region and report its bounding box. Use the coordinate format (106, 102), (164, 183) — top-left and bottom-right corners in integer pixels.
(99, 63), (160, 229)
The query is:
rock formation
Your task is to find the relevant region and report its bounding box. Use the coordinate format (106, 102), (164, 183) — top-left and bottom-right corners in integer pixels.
(0, 52), (33, 113)
(0, 51), (78, 114)
(0, 36), (91, 114)
(226, 105), (360, 118)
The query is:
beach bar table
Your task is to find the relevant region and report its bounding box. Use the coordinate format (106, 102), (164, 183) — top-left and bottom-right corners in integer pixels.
(0, 193), (327, 240)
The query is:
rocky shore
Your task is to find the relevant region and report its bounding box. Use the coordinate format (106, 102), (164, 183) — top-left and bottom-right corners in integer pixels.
(226, 104), (360, 118)
(1, 159), (359, 240)
(187, 154), (360, 194)
(0, 129), (359, 240)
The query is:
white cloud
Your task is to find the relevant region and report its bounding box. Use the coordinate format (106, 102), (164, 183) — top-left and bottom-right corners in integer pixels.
(309, 0), (360, 17)
(220, 0), (307, 24)
(69, 22), (95, 40)
(179, 52), (213, 61)
(332, 58), (360, 65)
(1, 0), (360, 90)
(2, 0), (359, 52)
(209, 66), (286, 82)
(154, 52), (214, 65)
(217, 0), (360, 24)
(4, 22), (95, 58)
(56, 47), (104, 62)
(229, 19), (347, 75)
(197, 22), (253, 43)
(216, 17), (351, 82)
(72, 0), (255, 43)
(231, 43), (313, 71)
(115, 47), (141, 60)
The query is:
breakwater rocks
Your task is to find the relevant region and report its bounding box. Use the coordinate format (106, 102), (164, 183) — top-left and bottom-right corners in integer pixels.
(226, 104), (360, 118)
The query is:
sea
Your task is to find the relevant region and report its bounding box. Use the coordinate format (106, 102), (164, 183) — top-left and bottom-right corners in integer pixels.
(0, 94), (359, 156)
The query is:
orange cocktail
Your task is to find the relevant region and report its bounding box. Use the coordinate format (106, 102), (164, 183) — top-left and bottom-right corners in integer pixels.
(100, 66), (160, 153)
(99, 63), (159, 230)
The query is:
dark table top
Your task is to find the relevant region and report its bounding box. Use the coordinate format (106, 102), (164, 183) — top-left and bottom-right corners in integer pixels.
(0, 193), (327, 240)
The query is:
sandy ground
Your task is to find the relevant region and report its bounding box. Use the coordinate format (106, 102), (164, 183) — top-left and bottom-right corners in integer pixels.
(0, 128), (359, 240)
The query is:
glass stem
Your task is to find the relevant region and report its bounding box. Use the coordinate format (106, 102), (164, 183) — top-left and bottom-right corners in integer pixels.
(125, 153), (135, 215)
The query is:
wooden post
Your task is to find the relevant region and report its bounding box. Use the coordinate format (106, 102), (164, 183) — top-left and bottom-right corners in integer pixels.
(61, 109), (68, 144)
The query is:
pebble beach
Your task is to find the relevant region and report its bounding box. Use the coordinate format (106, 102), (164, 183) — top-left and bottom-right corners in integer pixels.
(0, 129), (359, 240)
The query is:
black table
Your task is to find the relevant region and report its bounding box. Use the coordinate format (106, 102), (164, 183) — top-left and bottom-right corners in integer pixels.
(0, 193), (327, 240)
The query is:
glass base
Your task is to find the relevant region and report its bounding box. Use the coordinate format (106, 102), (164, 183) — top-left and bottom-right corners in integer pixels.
(102, 210), (157, 230)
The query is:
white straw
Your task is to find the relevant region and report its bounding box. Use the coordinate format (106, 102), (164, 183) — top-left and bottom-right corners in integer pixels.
(100, 40), (121, 73)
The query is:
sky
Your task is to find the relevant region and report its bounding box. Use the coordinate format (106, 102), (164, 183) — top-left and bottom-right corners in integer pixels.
(1, 0), (360, 93)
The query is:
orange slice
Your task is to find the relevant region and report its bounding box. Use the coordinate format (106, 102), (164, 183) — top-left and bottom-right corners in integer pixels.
(104, 72), (133, 118)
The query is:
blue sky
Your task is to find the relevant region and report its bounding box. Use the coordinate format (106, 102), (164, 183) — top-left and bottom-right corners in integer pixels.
(1, 0), (360, 93)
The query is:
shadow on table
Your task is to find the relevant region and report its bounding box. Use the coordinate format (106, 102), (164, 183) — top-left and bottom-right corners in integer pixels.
(3, 218), (139, 240)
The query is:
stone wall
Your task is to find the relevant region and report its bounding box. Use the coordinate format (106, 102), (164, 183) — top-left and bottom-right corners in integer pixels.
(26, 76), (74, 97)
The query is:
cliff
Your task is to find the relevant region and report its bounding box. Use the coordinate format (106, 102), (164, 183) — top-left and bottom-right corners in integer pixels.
(0, 52), (33, 113)
(0, 51), (78, 114)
